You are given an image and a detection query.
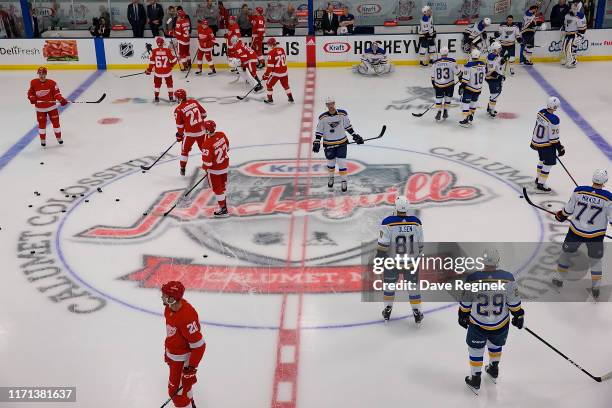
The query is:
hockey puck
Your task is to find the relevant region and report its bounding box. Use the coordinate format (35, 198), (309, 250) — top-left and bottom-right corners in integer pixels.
(80, 194), (84, 197)
(60, 189), (65, 192)
(85, 200), (89, 203)
(40, 162), (44, 165)
(97, 188), (102, 192)
(143, 212), (148, 216)
(28, 205), (32, 208)
(519, 195), (524, 198)
(30, 250), (35, 254)
(203, 255), (208, 258)
(72, 195), (76, 198)
(34, 191), (39, 195)
(61, 210), (66, 213)
(142, 171), (146, 174)
(547, 204), (552, 207)
(116, 199), (120, 202)
(65, 195), (69, 198)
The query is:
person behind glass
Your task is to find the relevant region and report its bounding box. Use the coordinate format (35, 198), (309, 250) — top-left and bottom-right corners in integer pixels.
(322, 3), (339, 35)
(338, 6), (354, 34)
(146, 0), (164, 37)
(127, 0), (146, 38)
(281, 4), (298, 36)
(98, 16), (111, 37)
(202, 0), (219, 36)
(89, 17), (110, 37)
(237, 4), (252, 37)
(164, 5), (176, 37)
(550, 0), (570, 29)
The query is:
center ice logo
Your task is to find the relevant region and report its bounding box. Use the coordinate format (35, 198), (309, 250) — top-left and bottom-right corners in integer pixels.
(75, 158), (484, 295)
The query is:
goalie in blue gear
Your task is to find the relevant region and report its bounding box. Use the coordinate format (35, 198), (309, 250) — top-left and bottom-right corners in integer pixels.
(353, 41), (394, 75)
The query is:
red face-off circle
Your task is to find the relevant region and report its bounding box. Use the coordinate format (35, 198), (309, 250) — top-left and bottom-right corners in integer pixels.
(97, 117), (122, 125)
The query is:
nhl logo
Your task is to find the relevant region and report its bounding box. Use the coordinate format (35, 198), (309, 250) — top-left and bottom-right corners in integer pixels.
(119, 42), (134, 58)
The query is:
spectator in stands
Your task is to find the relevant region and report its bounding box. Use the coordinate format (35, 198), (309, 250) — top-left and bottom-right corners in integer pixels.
(89, 17), (110, 37)
(164, 5), (176, 37)
(202, 0), (219, 35)
(147, 0), (164, 37)
(281, 4), (298, 36)
(322, 3), (339, 35)
(127, 0), (146, 37)
(338, 6), (354, 34)
(237, 3), (252, 36)
(550, 0), (570, 29)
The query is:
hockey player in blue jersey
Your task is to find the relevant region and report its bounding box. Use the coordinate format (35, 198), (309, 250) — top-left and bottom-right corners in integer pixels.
(313, 97), (363, 192)
(530, 96), (564, 192)
(485, 41), (505, 118)
(459, 48), (487, 127)
(431, 47), (459, 121)
(520, 5), (541, 65)
(459, 247), (524, 393)
(462, 17), (491, 54)
(553, 169), (612, 300)
(418, 5), (436, 67)
(377, 196), (425, 324)
(354, 41), (393, 75)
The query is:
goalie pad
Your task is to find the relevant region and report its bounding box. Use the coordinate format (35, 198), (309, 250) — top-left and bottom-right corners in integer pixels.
(353, 55), (393, 76)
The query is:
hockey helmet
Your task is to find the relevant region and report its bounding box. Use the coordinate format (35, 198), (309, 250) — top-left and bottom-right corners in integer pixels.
(440, 46), (449, 55)
(204, 120), (217, 134)
(481, 247), (501, 267)
(174, 89), (187, 101)
(37, 66), (47, 75)
(547, 96), (560, 110)
(256, 6), (264, 14)
(422, 5), (431, 14)
(155, 36), (165, 47)
(199, 18), (209, 26)
(324, 96), (336, 105)
(177, 8), (186, 17)
(483, 17), (491, 26)
(229, 15), (236, 23)
(266, 37), (278, 47)
(161, 280), (185, 301)
(593, 169), (608, 185)
(470, 48), (481, 59)
(491, 41), (502, 52)
(394, 196), (411, 213)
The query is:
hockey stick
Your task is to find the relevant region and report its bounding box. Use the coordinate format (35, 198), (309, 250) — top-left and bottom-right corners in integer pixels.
(411, 103), (435, 117)
(118, 71), (146, 78)
(556, 155), (579, 187)
(184, 54), (198, 79)
(141, 140), (178, 171)
(236, 83), (259, 100)
(70, 93), (106, 104)
(169, 39), (186, 71)
(525, 327), (612, 382)
(522, 187), (612, 239)
(160, 385), (184, 408)
(163, 172), (209, 216)
(347, 125), (386, 144)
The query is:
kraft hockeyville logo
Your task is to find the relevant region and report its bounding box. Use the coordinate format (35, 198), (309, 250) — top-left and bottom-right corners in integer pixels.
(323, 42), (351, 53)
(240, 159), (364, 177)
(357, 4), (382, 14)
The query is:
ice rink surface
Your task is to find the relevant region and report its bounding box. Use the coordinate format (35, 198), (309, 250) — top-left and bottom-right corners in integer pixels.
(0, 61), (611, 408)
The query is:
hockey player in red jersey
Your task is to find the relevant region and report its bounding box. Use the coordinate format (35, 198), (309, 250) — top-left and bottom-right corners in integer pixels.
(231, 36), (263, 92)
(225, 15), (241, 60)
(146, 37), (178, 103)
(174, 7), (192, 71)
(251, 7), (266, 68)
(28, 67), (68, 147)
(201, 120), (230, 217)
(174, 89), (208, 176)
(195, 18), (216, 76)
(161, 281), (206, 408)
(263, 38), (293, 104)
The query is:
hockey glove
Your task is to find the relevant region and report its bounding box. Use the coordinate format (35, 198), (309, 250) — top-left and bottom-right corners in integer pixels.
(262, 74), (269, 81)
(164, 352), (171, 365)
(500, 74), (506, 82)
(555, 210), (568, 222)
(60, 98), (69, 106)
(431, 79), (436, 88)
(182, 366), (197, 388)
(458, 309), (470, 329)
(511, 308), (524, 329)
(29, 97), (37, 105)
(145, 69), (152, 75)
(176, 132), (184, 142)
(312, 139), (321, 153)
(517, 37), (523, 44)
(556, 143), (566, 157)
(352, 134), (364, 144)
(458, 84), (465, 95)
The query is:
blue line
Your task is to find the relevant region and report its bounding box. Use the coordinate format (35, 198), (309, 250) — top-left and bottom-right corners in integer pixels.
(94, 38), (107, 70)
(526, 66), (612, 161)
(0, 70), (104, 172)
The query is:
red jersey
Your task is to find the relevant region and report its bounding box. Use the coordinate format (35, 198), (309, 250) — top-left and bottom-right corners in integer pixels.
(264, 46), (288, 77)
(148, 47), (178, 77)
(234, 41), (257, 64)
(202, 132), (229, 174)
(226, 22), (241, 39)
(197, 24), (215, 51)
(174, 99), (207, 137)
(164, 300), (206, 367)
(28, 78), (64, 112)
(251, 15), (265, 37)
(174, 16), (191, 45)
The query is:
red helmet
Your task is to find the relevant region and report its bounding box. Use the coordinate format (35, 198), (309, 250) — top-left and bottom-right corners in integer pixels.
(37, 66), (47, 75)
(204, 120), (216, 134)
(174, 89), (187, 100)
(161, 281), (185, 301)
(155, 36), (165, 47)
(256, 6), (264, 14)
(199, 18), (208, 26)
(266, 37), (277, 47)
(177, 8), (186, 17)
(229, 15), (236, 22)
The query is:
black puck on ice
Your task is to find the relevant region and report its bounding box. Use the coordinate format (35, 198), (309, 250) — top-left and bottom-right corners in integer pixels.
(85, 200), (89, 203)
(547, 204), (552, 207)
(72, 195), (76, 198)
(30, 250), (35, 254)
(143, 212), (148, 216)
(65, 195), (69, 198)
(61, 210), (66, 213)
(203, 255), (208, 258)
(142, 171), (146, 174)
(60, 189), (65, 192)
(97, 187), (102, 192)
(80, 194), (84, 197)
(28, 205), (33, 208)
(519, 195), (524, 198)
(116, 199), (120, 202)
(40, 162), (44, 165)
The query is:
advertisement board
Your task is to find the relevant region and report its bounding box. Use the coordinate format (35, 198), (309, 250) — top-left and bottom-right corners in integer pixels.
(0, 38), (97, 69)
